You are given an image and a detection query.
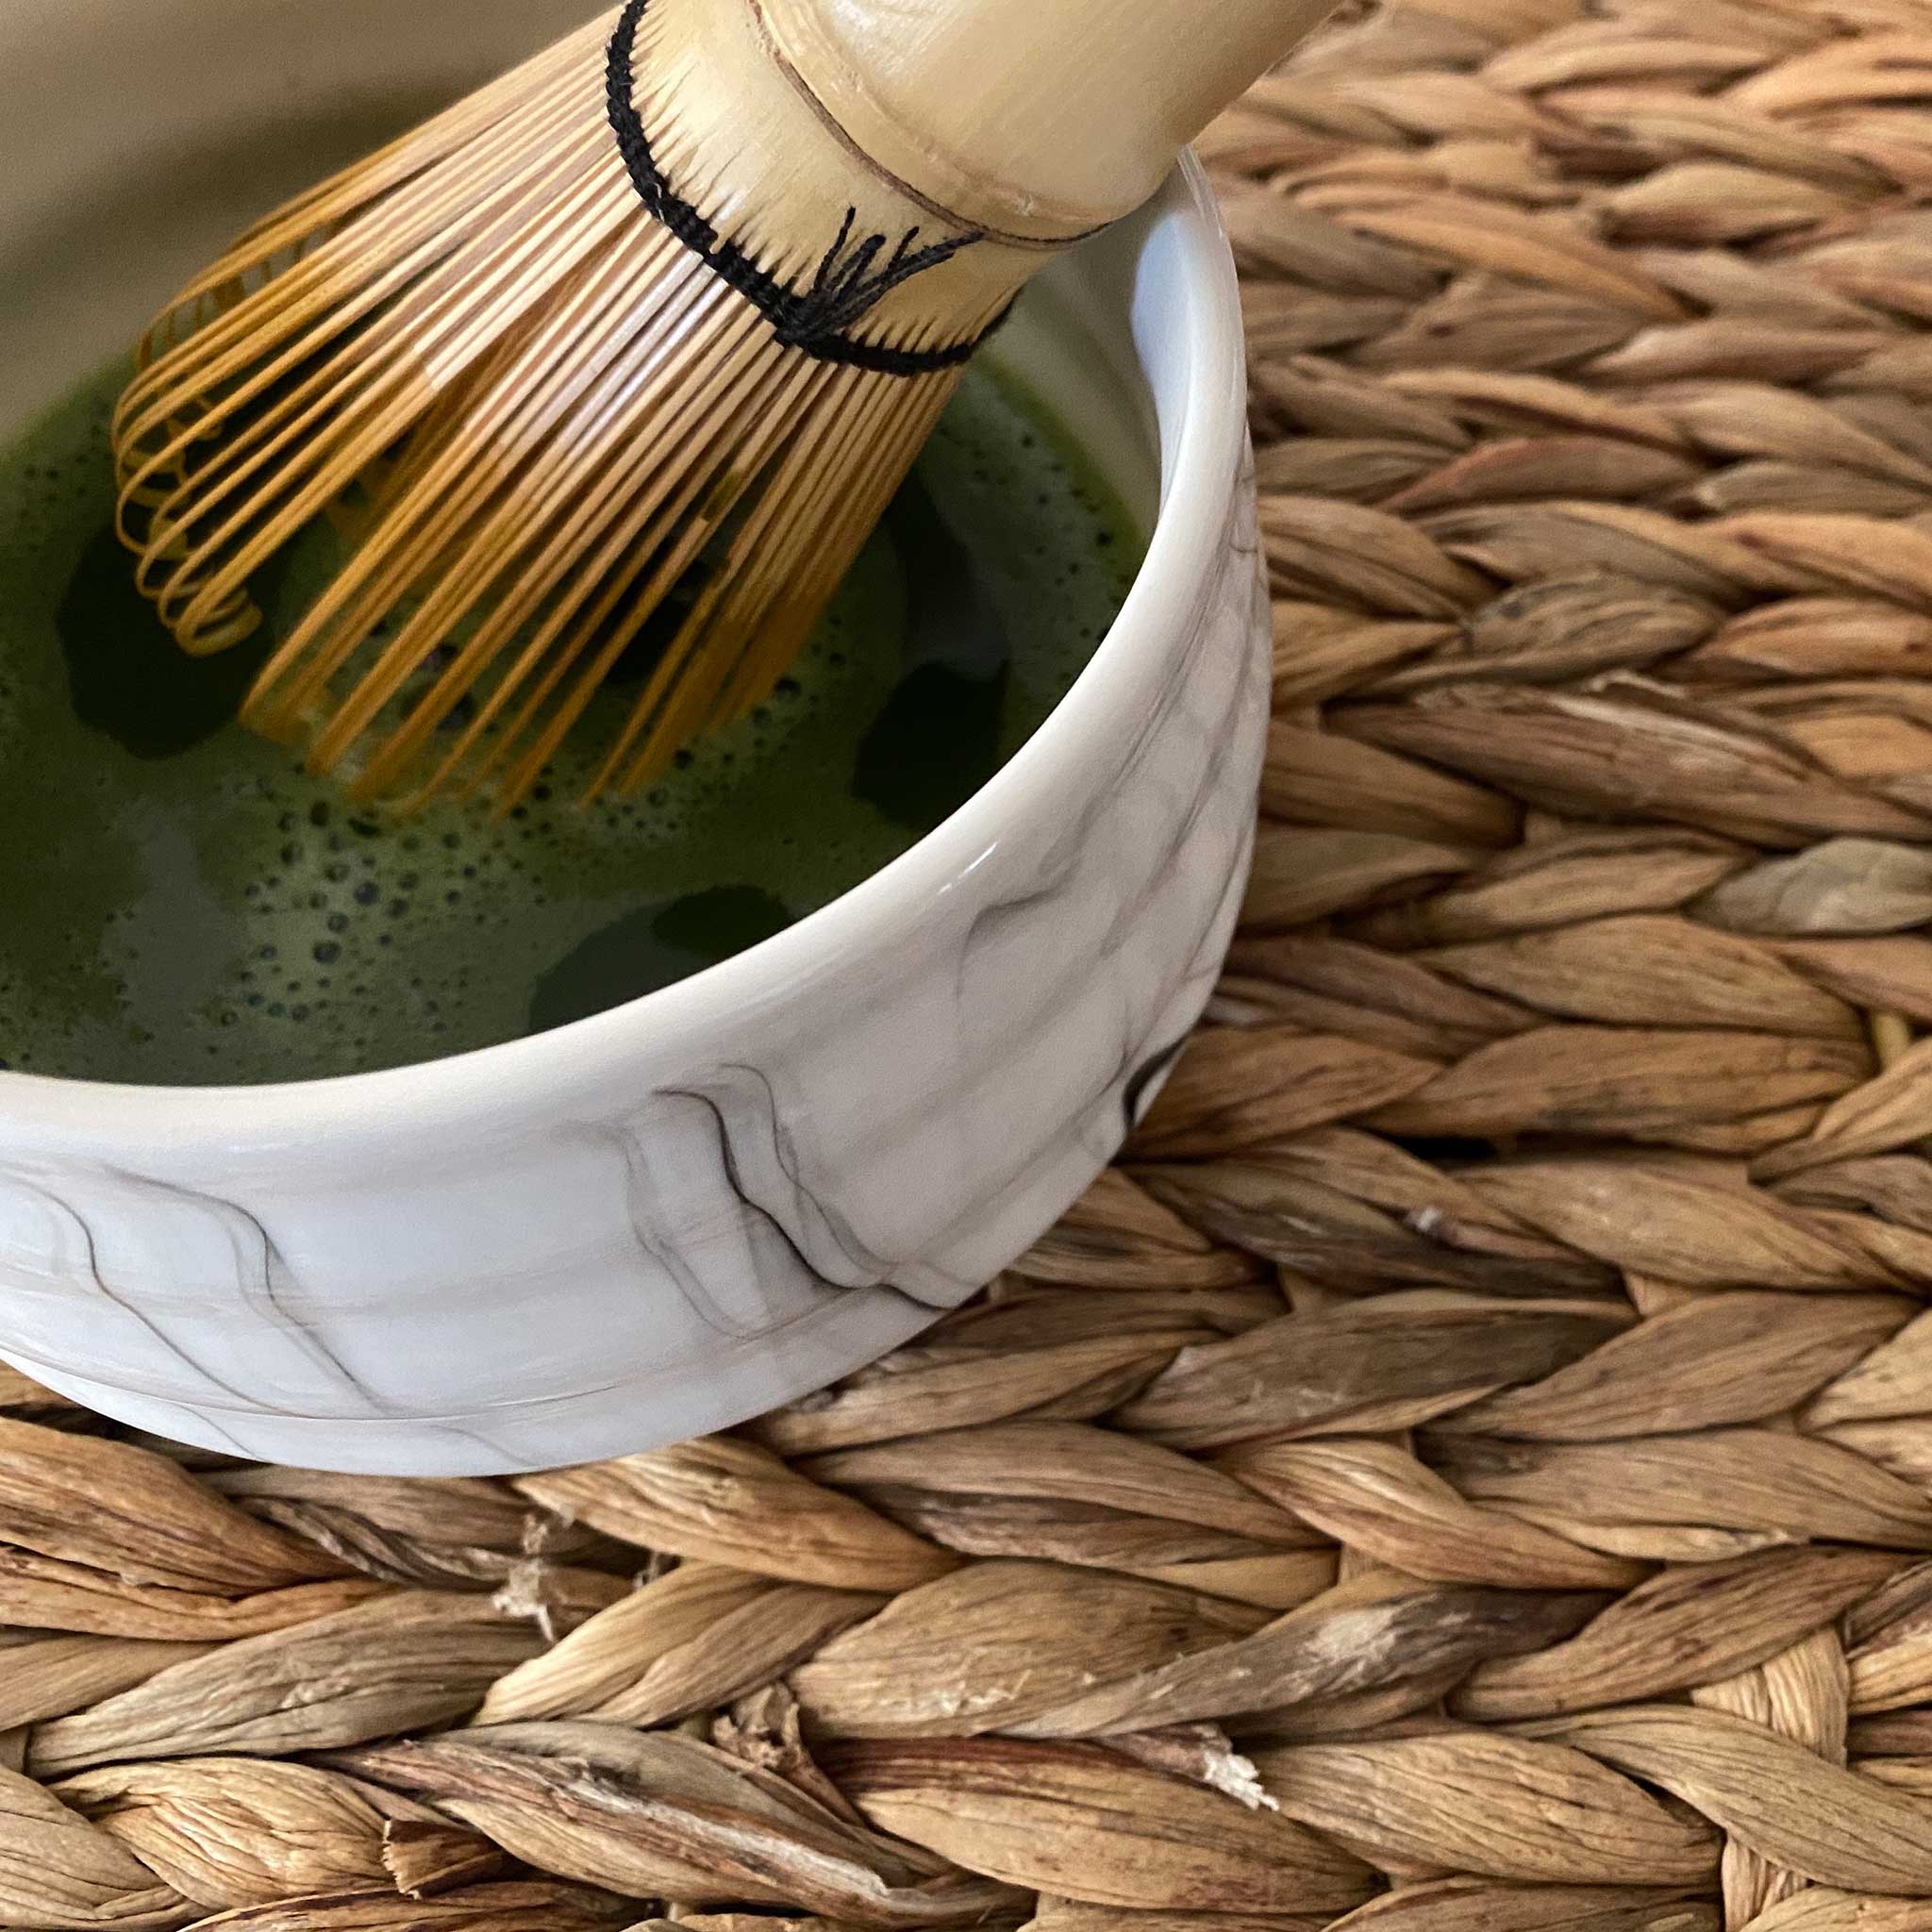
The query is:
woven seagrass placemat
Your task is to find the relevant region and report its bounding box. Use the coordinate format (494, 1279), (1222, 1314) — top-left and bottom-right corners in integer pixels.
(13, 0), (1932, 1925)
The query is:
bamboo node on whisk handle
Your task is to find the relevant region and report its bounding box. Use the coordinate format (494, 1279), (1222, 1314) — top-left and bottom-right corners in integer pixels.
(756, 0), (1337, 239)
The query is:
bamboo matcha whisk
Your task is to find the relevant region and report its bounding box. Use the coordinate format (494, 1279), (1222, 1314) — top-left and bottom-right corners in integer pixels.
(114, 0), (1327, 810)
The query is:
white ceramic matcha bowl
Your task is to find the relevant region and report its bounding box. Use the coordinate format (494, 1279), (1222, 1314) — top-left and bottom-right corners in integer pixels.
(0, 0), (1268, 1474)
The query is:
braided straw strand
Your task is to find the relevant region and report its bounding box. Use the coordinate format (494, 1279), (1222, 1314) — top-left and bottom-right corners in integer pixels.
(12, 0), (1932, 1924)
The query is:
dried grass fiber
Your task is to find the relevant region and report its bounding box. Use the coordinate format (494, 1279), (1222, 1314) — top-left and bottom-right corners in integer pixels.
(12, 0), (1932, 1922)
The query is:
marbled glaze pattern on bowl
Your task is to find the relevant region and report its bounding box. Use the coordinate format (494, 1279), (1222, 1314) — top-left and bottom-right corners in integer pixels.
(0, 0), (1267, 1474)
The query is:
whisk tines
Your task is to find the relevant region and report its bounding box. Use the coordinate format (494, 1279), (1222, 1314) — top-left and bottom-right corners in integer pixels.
(112, 0), (1322, 812)
(112, 4), (965, 811)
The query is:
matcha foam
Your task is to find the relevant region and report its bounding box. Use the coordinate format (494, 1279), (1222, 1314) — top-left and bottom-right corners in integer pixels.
(0, 355), (1140, 1084)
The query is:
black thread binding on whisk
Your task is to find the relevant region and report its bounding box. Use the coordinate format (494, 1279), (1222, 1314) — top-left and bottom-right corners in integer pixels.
(606, 0), (998, 375)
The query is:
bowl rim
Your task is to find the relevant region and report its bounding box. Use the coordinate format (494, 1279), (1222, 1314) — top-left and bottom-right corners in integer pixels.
(0, 153), (1244, 1146)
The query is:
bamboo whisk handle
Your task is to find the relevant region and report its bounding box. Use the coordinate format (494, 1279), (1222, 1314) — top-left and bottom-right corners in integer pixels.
(754, 0), (1334, 239)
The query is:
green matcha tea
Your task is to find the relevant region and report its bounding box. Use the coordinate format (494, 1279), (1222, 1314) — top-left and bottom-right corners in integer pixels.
(0, 357), (1140, 1085)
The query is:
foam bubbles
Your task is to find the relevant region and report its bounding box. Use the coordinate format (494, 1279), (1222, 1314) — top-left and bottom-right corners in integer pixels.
(0, 355), (1140, 1083)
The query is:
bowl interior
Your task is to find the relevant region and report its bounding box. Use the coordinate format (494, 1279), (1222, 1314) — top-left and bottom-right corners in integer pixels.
(0, 0), (591, 427)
